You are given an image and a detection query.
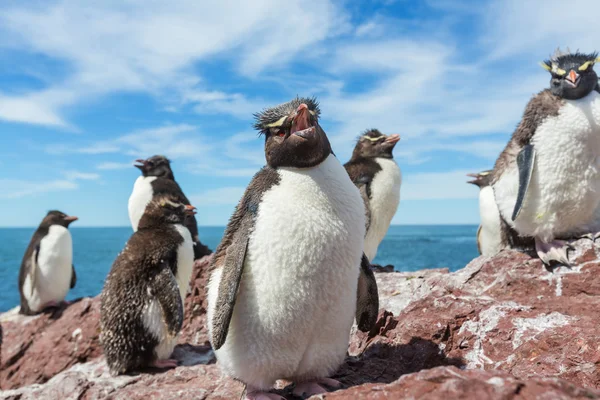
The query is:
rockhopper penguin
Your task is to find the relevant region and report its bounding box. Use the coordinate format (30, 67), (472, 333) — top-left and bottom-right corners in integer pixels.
(128, 155), (211, 260)
(207, 97), (380, 400)
(18, 210), (77, 315)
(344, 129), (402, 263)
(467, 171), (503, 256)
(492, 49), (600, 266)
(100, 194), (196, 375)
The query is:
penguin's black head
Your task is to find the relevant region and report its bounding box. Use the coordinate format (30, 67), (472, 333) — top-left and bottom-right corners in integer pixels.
(134, 155), (174, 180)
(351, 129), (400, 161)
(467, 170), (492, 188)
(254, 96), (332, 169)
(42, 210), (78, 228)
(542, 50), (599, 100)
(138, 194), (196, 229)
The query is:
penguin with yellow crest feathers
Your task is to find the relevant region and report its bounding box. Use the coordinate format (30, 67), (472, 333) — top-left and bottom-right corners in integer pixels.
(491, 49), (600, 266)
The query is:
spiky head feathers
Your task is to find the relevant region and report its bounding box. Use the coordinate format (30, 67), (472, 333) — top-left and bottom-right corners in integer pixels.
(541, 50), (600, 75)
(253, 97), (320, 133)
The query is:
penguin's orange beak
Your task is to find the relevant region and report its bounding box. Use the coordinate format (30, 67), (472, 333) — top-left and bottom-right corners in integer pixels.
(566, 70), (580, 87)
(385, 134), (401, 144)
(184, 205), (197, 215)
(64, 216), (78, 222)
(290, 103), (316, 139)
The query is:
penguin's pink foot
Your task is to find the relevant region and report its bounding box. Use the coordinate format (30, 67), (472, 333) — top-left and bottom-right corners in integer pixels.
(535, 238), (574, 267)
(293, 378), (342, 397)
(151, 359), (178, 369)
(244, 387), (285, 400)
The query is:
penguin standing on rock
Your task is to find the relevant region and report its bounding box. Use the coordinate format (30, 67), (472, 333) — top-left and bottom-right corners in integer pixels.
(467, 171), (503, 256)
(128, 155), (211, 259)
(18, 211), (78, 315)
(101, 194), (196, 375)
(207, 97), (379, 400)
(344, 129), (402, 264)
(492, 49), (600, 266)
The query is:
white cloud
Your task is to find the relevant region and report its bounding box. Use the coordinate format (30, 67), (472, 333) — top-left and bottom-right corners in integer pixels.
(0, 179), (78, 199)
(63, 171), (100, 181)
(96, 162), (133, 170)
(483, 0), (600, 60)
(0, 0), (347, 127)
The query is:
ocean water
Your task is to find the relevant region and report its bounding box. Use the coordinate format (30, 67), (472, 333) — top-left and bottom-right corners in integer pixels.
(0, 225), (479, 312)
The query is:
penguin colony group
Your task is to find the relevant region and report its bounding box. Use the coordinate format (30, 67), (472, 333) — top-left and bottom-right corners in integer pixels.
(468, 48), (600, 268)
(14, 47), (598, 398)
(15, 97), (402, 399)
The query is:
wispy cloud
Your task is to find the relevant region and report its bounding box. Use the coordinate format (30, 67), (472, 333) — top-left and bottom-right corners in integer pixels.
(0, 0), (347, 128)
(0, 179), (78, 199)
(96, 162), (133, 171)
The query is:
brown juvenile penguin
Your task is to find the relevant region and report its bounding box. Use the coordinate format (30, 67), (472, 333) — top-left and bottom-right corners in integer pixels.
(101, 194), (196, 375)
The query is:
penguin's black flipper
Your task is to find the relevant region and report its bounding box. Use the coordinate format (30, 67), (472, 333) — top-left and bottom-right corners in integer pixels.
(512, 144), (536, 221)
(70, 265), (77, 288)
(150, 264), (184, 337)
(29, 245), (40, 297)
(476, 225), (483, 255)
(211, 217), (250, 350)
(358, 185), (372, 232)
(210, 167), (280, 350)
(356, 254), (379, 332)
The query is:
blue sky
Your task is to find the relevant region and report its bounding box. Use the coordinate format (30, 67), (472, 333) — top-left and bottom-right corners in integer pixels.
(0, 0), (598, 227)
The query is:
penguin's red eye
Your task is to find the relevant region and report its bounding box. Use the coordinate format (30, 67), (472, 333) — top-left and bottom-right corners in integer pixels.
(277, 131), (285, 137)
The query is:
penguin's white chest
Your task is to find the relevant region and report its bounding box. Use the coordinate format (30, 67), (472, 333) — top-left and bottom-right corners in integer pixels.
(173, 224), (194, 302)
(209, 155), (365, 389)
(496, 91), (600, 240)
(23, 225), (73, 312)
(128, 176), (156, 231)
(364, 158), (402, 261)
(478, 186), (503, 256)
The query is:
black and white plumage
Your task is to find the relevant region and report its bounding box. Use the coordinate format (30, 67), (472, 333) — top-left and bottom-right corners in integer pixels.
(492, 49), (600, 266)
(208, 97), (379, 400)
(344, 129), (402, 263)
(128, 155), (211, 260)
(100, 194), (196, 375)
(467, 171), (503, 256)
(18, 210), (77, 315)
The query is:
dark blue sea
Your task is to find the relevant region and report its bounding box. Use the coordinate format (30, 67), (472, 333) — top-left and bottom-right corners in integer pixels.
(0, 225), (479, 312)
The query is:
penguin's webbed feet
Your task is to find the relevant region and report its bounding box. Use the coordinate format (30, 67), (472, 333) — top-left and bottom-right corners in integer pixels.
(292, 378), (342, 398)
(243, 386), (285, 400)
(535, 238), (574, 267)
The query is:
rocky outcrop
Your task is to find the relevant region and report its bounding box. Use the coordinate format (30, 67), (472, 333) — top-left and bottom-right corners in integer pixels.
(2, 239), (600, 399)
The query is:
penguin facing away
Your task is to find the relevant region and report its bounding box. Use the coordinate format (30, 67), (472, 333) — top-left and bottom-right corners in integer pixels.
(100, 194), (196, 375)
(207, 97), (379, 400)
(128, 155), (211, 260)
(344, 129), (402, 263)
(492, 49), (600, 266)
(18, 210), (78, 315)
(467, 171), (504, 257)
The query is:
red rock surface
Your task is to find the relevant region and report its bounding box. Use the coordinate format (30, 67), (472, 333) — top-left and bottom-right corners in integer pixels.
(2, 240), (600, 399)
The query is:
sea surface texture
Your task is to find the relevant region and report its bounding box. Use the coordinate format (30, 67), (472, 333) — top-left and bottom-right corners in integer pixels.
(0, 225), (478, 312)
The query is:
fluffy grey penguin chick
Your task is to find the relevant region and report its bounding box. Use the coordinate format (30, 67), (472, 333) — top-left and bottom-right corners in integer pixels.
(467, 171), (503, 256)
(18, 210), (78, 315)
(207, 97), (380, 400)
(101, 194), (196, 375)
(344, 129), (402, 263)
(128, 155), (212, 260)
(492, 49), (600, 266)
